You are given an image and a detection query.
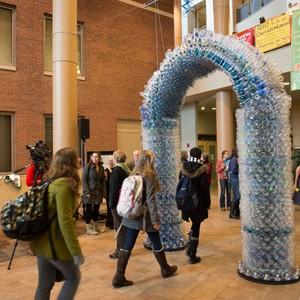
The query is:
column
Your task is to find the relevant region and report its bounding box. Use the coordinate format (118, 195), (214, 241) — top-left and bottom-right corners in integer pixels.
(216, 90), (234, 156)
(53, 0), (78, 153)
(174, 0), (182, 47)
(214, 0), (234, 157)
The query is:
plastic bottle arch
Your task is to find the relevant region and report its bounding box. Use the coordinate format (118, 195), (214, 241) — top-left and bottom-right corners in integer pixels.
(140, 30), (299, 284)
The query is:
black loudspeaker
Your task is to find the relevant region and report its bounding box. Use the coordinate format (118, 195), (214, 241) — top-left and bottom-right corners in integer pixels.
(80, 118), (90, 140)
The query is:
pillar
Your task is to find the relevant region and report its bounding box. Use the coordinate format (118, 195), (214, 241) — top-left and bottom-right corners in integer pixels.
(214, 0), (234, 157)
(174, 0), (182, 47)
(53, 0), (78, 153)
(216, 90), (234, 156)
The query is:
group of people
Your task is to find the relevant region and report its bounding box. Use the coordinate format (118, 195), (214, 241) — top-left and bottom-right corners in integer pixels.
(216, 148), (240, 219)
(30, 146), (213, 300)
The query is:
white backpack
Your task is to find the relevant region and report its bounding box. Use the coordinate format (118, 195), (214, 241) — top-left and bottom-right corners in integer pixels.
(117, 175), (146, 219)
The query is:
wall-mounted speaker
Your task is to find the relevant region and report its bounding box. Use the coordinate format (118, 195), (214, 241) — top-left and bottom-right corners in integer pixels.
(80, 118), (90, 140)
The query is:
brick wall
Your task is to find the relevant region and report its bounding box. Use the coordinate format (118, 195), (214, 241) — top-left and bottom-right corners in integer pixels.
(0, 0), (174, 171)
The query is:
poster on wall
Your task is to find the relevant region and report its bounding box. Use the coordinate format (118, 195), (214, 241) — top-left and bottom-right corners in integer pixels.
(255, 13), (291, 53)
(236, 28), (255, 46)
(291, 9), (300, 91)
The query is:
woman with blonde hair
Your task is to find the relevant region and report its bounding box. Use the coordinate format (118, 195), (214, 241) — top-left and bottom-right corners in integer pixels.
(31, 148), (84, 300)
(112, 150), (177, 288)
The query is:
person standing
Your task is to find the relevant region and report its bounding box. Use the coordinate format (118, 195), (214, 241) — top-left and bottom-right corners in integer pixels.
(181, 147), (211, 264)
(31, 148), (84, 300)
(112, 150), (177, 288)
(228, 148), (240, 219)
(216, 150), (231, 211)
(109, 150), (131, 259)
(127, 149), (141, 171)
(82, 152), (106, 235)
(104, 156), (114, 229)
(293, 164), (300, 205)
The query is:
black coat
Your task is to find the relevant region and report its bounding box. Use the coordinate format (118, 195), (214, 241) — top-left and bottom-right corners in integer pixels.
(82, 163), (106, 204)
(181, 161), (211, 223)
(109, 164), (130, 209)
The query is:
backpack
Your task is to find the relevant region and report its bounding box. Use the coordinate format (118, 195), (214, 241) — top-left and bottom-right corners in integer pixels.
(175, 175), (198, 211)
(117, 175), (146, 219)
(0, 180), (53, 241)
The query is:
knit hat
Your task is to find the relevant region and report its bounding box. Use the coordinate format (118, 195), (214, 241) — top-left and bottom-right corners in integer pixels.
(189, 147), (202, 162)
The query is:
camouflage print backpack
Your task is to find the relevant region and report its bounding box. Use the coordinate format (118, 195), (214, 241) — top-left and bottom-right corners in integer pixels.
(0, 180), (54, 241)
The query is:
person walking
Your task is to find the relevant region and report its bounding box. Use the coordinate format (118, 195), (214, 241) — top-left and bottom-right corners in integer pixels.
(181, 147), (211, 264)
(82, 152), (106, 235)
(202, 152), (212, 188)
(109, 150), (131, 259)
(216, 150), (231, 211)
(31, 148), (84, 300)
(112, 150), (177, 288)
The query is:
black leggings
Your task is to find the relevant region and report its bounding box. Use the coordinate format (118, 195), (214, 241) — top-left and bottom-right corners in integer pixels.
(190, 221), (201, 239)
(84, 204), (100, 224)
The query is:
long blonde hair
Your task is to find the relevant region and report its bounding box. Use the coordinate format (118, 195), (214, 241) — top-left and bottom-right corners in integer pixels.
(46, 147), (80, 195)
(132, 150), (160, 190)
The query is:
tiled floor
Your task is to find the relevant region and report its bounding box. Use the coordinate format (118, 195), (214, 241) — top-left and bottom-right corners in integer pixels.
(1, 194), (300, 300)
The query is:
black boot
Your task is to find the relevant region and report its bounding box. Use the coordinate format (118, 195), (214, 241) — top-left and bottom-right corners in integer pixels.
(153, 249), (177, 278)
(187, 238), (201, 264)
(112, 249), (133, 288)
(185, 231), (192, 257)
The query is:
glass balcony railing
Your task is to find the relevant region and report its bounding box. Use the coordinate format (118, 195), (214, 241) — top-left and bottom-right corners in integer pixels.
(237, 0), (275, 23)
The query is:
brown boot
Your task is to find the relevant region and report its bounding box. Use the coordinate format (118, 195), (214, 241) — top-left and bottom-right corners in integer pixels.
(112, 249), (133, 288)
(153, 249), (177, 278)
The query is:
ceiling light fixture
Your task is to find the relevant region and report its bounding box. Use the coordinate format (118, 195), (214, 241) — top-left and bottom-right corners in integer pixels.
(201, 106), (205, 110)
(212, 107), (216, 110)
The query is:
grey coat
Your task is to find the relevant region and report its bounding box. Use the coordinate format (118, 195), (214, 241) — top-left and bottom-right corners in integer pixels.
(122, 175), (160, 232)
(82, 163), (106, 205)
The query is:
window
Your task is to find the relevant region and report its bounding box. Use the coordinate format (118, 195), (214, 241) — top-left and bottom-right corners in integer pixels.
(195, 3), (206, 29)
(44, 16), (84, 76)
(0, 4), (15, 67)
(44, 116), (53, 154)
(0, 113), (12, 172)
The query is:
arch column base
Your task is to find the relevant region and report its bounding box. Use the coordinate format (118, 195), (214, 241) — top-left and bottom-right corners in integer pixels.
(238, 269), (300, 285)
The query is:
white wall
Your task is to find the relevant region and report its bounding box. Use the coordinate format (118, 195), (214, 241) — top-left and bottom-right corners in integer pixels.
(180, 102), (198, 151)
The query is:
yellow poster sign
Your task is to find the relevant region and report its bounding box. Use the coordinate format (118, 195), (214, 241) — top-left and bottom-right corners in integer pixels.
(255, 14), (291, 53)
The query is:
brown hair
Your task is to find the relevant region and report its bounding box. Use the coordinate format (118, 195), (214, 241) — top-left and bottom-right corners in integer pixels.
(180, 150), (188, 162)
(221, 150), (228, 158)
(46, 147), (80, 195)
(113, 150), (127, 163)
(132, 150), (160, 191)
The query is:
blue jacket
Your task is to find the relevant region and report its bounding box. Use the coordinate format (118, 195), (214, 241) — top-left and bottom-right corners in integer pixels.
(229, 157), (239, 180)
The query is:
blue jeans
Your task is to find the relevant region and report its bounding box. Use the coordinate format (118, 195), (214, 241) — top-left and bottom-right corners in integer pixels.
(219, 179), (231, 208)
(34, 256), (80, 300)
(230, 177), (240, 216)
(123, 227), (163, 251)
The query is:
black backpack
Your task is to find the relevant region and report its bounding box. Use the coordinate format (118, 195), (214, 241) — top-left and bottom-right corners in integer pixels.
(175, 175), (198, 211)
(0, 180), (54, 241)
